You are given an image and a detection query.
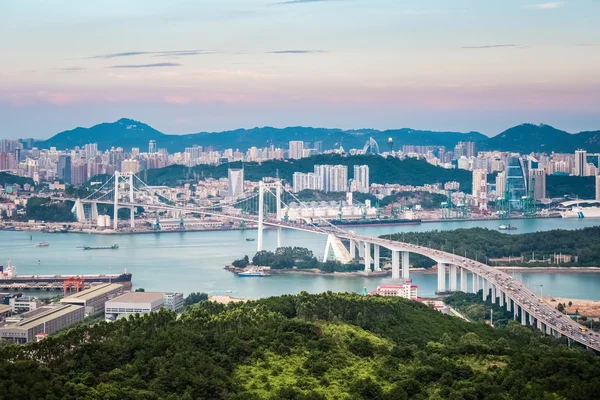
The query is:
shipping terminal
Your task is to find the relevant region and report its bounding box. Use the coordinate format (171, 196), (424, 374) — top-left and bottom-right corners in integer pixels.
(0, 261), (132, 291)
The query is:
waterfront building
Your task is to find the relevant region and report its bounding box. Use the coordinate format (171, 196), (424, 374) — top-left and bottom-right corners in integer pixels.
(0, 304), (84, 344)
(60, 283), (125, 316)
(227, 168), (244, 197)
(353, 165), (369, 193)
(574, 149), (586, 177)
(369, 280), (418, 300)
(529, 168), (547, 200)
(444, 181), (460, 191)
(288, 141), (304, 160)
(9, 295), (41, 313)
(163, 293), (184, 312)
(105, 292), (165, 320)
(472, 169), (488, 210)
(505, 155), (528, 209)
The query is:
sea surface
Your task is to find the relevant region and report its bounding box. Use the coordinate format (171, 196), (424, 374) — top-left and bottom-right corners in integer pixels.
(1, 217), (600, 300)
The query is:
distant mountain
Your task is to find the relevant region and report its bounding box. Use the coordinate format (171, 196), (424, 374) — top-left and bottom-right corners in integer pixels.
(35, 118), (600, 154)
(36, 118), (487, 152)
(483, 123), (600, 153)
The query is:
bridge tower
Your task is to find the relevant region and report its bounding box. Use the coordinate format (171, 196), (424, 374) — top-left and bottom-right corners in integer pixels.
(257, 180), (264, 252)
(276, 180), (282, 249)
(113, 171), (120, 230)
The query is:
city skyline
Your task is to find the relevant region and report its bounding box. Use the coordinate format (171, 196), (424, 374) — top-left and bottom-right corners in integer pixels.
(2, 0), (600, 138)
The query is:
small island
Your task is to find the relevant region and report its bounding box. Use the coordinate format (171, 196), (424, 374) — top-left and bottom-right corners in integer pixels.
(226, 247), (387, 276)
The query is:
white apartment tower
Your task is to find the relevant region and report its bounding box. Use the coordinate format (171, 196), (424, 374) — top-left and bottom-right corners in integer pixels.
(353, 165), (370, 193)
(293, 172), (321, 193)
(289, 141), (304, 160)
(314, 165), (348, 192)
(574, 149), (586, 177)
(496, 172), (506, 197)
(149, 140), (157, 154)
(472, 169), (487, 210)
(227, 168), (244, 197)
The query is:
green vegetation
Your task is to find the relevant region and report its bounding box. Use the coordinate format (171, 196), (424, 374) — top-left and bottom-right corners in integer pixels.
(444, 292), (515, 327)
(381, 226), (600, 268)
(1, 293), (599, 399)
(142, 154), (475, 191)
(0, 172), (34, 188)
(184, 292), (208, 306)
(546, 175), (596, 199)
(234, 247), (364, 273)
(19, 197), (76, 223)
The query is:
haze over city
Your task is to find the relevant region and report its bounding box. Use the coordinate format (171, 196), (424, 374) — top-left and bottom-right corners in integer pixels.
(1, 0), (600, 138)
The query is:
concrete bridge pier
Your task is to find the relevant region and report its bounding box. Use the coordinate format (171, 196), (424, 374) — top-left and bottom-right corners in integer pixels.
(491, 285), (496, 304)
(506, 297), (511, 313)
(130, 206), (135, 229)
(514, 305), (519, 321)
(91, 202), (98, 222)
(460, 267), (467, 292)
(521, 310), (527, 326)
(498, 288), (504, 307)
(437, 263), (446, 293)
(482, 279), (488, 301)
(363, 242), (371, 272)
(472, 273), (478, 293)
(391, 251), (400, 280)
(373, 244), (381, 272)
(401, 251), (409, 279)
(349, 240), (356, 260)
(449, 264), (457, 292)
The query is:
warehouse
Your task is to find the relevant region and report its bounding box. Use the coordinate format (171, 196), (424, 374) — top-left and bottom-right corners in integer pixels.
(105, 292), (165, 320)
(60, 283), (125, 316)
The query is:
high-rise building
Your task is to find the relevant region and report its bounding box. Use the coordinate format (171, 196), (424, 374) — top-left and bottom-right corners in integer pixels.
(149, 140), (157, 154)
(293, 172), (321, 193)
(529, 168), (546, 200)
(596, 175), (600, 201)
(314, 141), (323, 154)
(505, 156), (527, 209)
(227, 168), (244, 197)
(495, 172), (506, 197)
(462, 141), (476, 158)
(472, 169), (487, 210)
(288, 141), (304, 160)
(57, 155), (72, 184)
(574, 149), (586, 177)
(121, 159), (140, 174)
(353, 165), (369, 193)
(70, 162), (88, 185)
(313, 165), (347, 192)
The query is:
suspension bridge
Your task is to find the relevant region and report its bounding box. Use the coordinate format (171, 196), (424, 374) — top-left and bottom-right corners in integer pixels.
(54, 171), (599, 352)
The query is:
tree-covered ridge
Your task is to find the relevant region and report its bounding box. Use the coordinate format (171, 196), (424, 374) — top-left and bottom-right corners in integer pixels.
(0, 172), (34, 188)
(1, 293), (599, 399)
(381, 226), (600, 268)
(18, 197), (76, 223)
(144, 154), (475, 191)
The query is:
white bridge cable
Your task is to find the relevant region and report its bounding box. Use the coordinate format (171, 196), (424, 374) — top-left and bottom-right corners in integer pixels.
(266, 187), (345, 234)
(83, 174), (115, 200)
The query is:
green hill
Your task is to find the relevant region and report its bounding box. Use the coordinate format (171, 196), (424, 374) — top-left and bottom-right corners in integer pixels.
(1, 293), (598, 399)
(143, 154), (475, 191)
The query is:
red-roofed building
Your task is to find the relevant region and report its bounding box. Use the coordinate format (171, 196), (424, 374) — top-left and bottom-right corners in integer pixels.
(369, 280), (418, 300)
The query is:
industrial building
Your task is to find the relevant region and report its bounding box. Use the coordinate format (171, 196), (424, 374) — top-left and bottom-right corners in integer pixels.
(369, 280), (419, 300)
(0, 304), (84, 344)
(105, 292), (165, 320)
(163, 293), (184, 312)
(60, 283), (125, 316)
(8, 295), (41, 313)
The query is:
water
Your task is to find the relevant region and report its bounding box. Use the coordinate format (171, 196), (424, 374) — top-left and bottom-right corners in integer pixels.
(1, 217), (600, 300)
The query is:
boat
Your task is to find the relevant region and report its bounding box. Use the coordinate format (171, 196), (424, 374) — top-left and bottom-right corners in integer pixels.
(329, 218), (421, 227)
(498, 224), (517, 231)
(560, 206), (600, 219)
(238, 266), (271, 277)
(0, 260), (133, 289)
(81, 245), (119, 250)
(245, 238), (256, 242)
(36, 242), (50, 247)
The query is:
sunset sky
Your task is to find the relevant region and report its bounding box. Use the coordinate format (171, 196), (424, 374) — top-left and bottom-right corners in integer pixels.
(1, 0), (599, 138)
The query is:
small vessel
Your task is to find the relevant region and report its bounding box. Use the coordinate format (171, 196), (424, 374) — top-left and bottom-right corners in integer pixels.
(498, 224), (517, 231)
(238, 266), (271, 277)
(36, 242), (49, 247)
(81, 245), (119, 250)
(245, 238), (256, 242)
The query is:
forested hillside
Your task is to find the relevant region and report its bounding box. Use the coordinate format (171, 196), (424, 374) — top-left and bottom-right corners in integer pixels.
(1, 293), (598, 399)
(382, 227), (600, 268)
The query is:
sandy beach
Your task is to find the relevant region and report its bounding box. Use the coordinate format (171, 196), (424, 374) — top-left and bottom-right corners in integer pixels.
(209, 295), (246, 304)
(544, 296), (600, 318)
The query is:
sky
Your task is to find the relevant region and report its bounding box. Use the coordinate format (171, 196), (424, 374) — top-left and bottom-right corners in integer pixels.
(1, 0), (599, 139)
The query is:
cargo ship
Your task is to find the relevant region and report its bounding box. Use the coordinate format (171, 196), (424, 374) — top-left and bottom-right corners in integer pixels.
(0, 260), (132, 290)
(81, 245), (119, 250)
(329, 218), (421, 227)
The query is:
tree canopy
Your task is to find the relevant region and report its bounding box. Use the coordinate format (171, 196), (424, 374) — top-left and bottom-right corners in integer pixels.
(0, 293), (598, 399)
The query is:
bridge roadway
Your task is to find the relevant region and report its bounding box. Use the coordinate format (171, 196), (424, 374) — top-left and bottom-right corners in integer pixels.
(66, 198), (598, 351)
